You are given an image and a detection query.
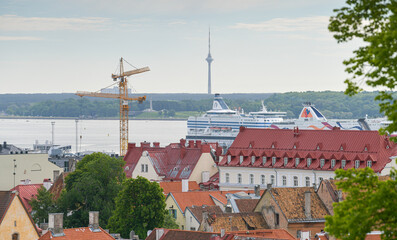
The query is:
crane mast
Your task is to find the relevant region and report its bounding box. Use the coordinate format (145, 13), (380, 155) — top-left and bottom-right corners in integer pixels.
(76, 57), (149, 156)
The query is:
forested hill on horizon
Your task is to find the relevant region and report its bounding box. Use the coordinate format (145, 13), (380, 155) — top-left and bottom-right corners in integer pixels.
(0, 91), (391, 119)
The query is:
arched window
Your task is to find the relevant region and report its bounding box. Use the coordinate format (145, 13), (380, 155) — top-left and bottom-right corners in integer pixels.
(225, 173), (230, 183)
(271, 175), (275, 186)
(261, 175), (265, 185)
(12, 233), (19, 240)
(305, 177), (310, 187)
(282, 176), (287, 186)
(31, 163), (41, 171)
(250, 174), (254, 184)
(293, 176), (298, 187)
(238, 174), (242, 184)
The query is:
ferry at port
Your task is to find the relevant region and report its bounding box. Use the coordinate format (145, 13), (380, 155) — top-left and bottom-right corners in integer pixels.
(186, 94), (389, 148)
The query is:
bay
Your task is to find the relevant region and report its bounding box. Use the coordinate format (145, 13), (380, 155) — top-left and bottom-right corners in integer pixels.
(0, 118), (187, 154)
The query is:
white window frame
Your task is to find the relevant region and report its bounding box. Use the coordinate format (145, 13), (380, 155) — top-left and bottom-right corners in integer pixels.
(240, 155), (244, 164)
(282, 176), (287, 186)
(272, 157), (276, 165)
(284, 157), (288, 166)
(227, 155), (231, 163)
(262, 156), (267, 165)
(305, 177), (310, 187)
(320, 159), (325, 168)
(355, 160), (360, 169)
(293, 176), (298, 187)
(295, 158), (300, 167)
(261, 175), (265, 185)
(331, 159), (336, 168)
(367, 160), (372, 168)
(251, 156), (256, 165)
(225, 173), (230, 183)
(307, 158), (312, 167)
(341, 159), (346, 169)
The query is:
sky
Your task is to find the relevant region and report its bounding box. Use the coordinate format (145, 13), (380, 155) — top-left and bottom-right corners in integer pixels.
(0, 0), (362, 94)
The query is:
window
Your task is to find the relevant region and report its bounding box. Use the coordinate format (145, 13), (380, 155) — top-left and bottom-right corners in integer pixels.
(305, 177), (310, 187)
(355, 160), (360, 169)
(145, 164), (148, 172)
(169, 209), (177, 219)
(250, 174), (254, 184)
(261, 175), (265, 185)
(240, 155), (244, 164)
(297, 230), (301, 239)
(262, 156), (267, 165)
(320, 159), (325, 168)
(367, 160), (372, 168)
(341, 159), (346, 169)
(331, 159), (336, 168)
(190, 216), (192, 222)
(141, 164), (145, 172)
(282, 176), (287, 186)
(295, 158), (300, 167)
(284, 157), (288, 166)
(294, 176), (298, 186)
(190, 227), (196, 231)
(238, 174), (242, 184)
(251, 156), (256, 165)
(275, 213), (280, 226)
(272, 157), (276, 165)
(271, 175), (275, 185)
(227, 155), (231, 163)
(307, 158), (312, 167)
(225, 173), (230, 183)
(12, 233), (19, 240)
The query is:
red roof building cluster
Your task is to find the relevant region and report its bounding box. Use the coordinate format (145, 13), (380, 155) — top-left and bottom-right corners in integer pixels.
(123, 139), (221, 180)
(10, 183), (43, 212)
(219, 127), (396, 173)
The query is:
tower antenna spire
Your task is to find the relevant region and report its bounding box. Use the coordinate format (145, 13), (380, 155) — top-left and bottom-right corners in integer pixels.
(206, 27), (213, 95)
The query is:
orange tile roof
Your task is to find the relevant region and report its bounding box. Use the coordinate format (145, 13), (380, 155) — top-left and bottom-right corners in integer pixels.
(160, 181), (200, 195)
(206, 212), (268, 232)
(235, 199), (259, 213)
(39, 227), (114, 240)
(226, 229), (297, 240)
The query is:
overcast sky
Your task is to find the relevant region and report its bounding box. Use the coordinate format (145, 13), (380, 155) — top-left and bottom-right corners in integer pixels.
(0, 0), (362, 94)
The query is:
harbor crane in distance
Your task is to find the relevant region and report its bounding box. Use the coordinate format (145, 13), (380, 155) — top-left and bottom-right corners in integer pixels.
(75, 57), (150, 156)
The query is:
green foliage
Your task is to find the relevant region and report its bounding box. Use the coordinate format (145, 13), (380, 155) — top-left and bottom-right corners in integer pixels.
(325, 167), (397, 240)
(163, 212), (179, 229)
(107, 176), (167, 239)
(329, 0), (397, 134)
(29, 186), (56, 224)
(57, 153), (125, 228)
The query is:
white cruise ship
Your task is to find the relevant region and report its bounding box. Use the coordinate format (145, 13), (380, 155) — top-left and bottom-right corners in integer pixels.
(186, 94), (389, 149)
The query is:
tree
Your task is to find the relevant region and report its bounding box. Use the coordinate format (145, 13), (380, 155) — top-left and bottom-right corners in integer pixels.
(57, 153), (125, 228)
(30, 186), (56, 224)
(163, 212), (179, 229)
(329, 0), (397, 134)
(107, 176), (167, 239)
(325, 167), (397, 239)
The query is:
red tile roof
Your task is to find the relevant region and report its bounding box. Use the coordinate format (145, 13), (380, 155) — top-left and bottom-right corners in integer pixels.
(160, 181), (200, 195)
(10, 184), (43, 212)
(220, 128), (396, 173)
(204, 212), (268, 232)
(39, 227), (114, 240)
(200, 172), (219, 190)
(146, 228), (220, 240)
(186, 205), (223, 223)
(225, 229), (297, 240)
(124, 140), (221, 180)
(234, 199), (259, 213)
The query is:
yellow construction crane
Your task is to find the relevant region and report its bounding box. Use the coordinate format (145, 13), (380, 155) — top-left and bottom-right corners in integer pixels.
(76, 57), (149, 156)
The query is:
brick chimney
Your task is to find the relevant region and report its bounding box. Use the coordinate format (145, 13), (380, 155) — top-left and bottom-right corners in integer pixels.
(153, 142), (160, 147)
(254, 185), (260, 197)
(305, 191), (311, 219)
(89, 211), (100, 232)
(128, 143), (136, 150)
(141, 142), (150, 148)
(196, 140), (202, 148)
(48, 213), (64, 237)
(201, 143), (211, 153)
(182, 179), (189, 192)
(188, 140), (194, 148)
(180, 139), (186, 147)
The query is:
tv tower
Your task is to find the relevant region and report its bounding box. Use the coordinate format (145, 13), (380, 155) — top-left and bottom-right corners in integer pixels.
(206, 28), (213, 95)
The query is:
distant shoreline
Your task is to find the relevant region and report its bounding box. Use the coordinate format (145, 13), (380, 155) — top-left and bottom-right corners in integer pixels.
(0, 116), (187, 121)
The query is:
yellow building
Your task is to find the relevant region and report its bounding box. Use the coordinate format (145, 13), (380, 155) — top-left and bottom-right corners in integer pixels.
(0, 143), (63, 190)
(0, 191), (40, 240)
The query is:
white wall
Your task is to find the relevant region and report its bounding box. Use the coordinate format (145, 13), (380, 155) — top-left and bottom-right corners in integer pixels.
(184, 209), (201, 231)
(218, 166), (334, 191)
(131, 151), (162, 181)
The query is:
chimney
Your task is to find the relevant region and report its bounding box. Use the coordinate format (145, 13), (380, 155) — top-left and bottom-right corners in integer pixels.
(305, 191), (311, 219)
(48, 213), (64, 236)
(153, 142), (160, 147)
(254, 185), (260, 197)
(196, 140), (202, 148)
(128, 143), (136, 150)
(188, 140), (194, 148)
(3, 141), (6, 148)
(182, 179), (189, 192)
(201, 143), (211, 153)
(180, 139), (186, 147)
(156, 228), (164, 240)
(267, 183), (272, 191)
(141, 142), (150, 148)
(89, 211), (100, 232)
(43, 179), (52, 190)
(20, 180), (25, 185)
(53, 170), (60, 182)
